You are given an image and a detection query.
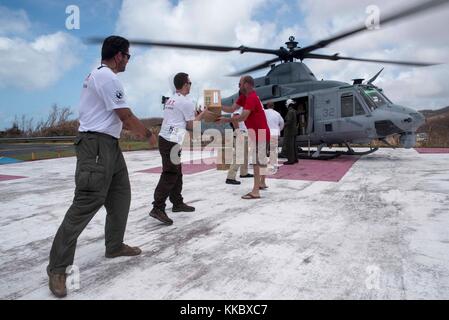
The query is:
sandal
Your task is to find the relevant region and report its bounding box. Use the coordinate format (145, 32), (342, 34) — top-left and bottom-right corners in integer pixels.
(259, 186), (268, 190)
(241, 193), (261, 199)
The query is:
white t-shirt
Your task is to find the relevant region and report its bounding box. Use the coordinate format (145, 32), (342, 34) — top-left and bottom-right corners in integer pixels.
(264, 108), (284, 136)
(78, 65), (128, 138)
(233, 107), (247, 132)
(159, 93), (195, 144)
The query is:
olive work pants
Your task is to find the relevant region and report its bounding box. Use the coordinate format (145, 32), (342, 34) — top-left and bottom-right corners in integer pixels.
(48, 132), (131, 274)
(152, 136), (183, 210)
(285, 134), (298, 163)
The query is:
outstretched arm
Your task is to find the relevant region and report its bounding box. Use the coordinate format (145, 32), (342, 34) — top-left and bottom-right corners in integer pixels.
(186, 108), (207, 131)
(217, 109), (251, 124)
(221, 102), (241, 114)
(115, 108), (156, 145)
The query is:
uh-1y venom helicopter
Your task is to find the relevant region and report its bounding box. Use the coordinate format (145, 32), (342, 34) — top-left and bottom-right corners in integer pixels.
(90, 0), (448, 158)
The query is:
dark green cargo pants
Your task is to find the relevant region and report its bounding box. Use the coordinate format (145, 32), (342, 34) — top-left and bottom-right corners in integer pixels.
(285, 135), (298, 163)
(48, 132), (131, 274)
(152, 136), (183, 210)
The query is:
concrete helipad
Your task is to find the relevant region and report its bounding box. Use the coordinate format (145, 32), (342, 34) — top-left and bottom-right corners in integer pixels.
(1, 148), (449, 299)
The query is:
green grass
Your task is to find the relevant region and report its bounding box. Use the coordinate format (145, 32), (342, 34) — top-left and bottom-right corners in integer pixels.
(14, 150), (76, 161)
(119, 140), (158, 151)
(5, 140), (157, 162)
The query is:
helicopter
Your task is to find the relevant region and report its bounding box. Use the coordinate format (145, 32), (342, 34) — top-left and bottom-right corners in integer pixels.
(89, 0), (448, 158)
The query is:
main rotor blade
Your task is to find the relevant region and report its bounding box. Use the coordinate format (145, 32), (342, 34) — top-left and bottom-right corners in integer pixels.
(227, 57), (282, 76)
(296, 0), (449, 56)
(86, 37), (279, 55)
(304, 53), (441, 67)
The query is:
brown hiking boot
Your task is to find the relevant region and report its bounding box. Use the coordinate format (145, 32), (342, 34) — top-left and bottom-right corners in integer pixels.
(149, 208), (173, 225)
(172, 203), (195, 212)
(48, 271), (67, 298)
(105, 243), (142, 259)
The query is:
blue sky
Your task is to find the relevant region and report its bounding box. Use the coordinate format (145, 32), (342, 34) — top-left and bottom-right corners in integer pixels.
(1, 0), (448, 131)
(0, 0), (121, 130)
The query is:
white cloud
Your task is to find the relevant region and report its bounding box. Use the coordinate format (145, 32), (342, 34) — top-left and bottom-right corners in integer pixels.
(0, 6), (31, 35)
(117, 0), (266, 44)
(296, 0), (449, 110)
(0, 32), (83, 90)
(115, 0), (282, 118)
(112, 0), (449, 120)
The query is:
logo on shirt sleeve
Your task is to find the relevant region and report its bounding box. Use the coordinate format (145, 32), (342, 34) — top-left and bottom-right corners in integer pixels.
(115, 90), (125, 104)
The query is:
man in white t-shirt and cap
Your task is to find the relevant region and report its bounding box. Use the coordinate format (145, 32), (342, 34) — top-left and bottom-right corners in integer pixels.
(150, 72), (207, 225)
(47, 35), (157, 298)
(264, 101), (284, 169)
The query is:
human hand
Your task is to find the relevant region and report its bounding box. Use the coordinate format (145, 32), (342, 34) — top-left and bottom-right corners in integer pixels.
(215, 117), (229, 124)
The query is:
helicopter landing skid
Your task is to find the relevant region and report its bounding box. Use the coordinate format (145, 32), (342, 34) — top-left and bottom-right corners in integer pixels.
(343, 147), (379, 156)
(297, 150), (342, 160)
(296, 147), (379, 160)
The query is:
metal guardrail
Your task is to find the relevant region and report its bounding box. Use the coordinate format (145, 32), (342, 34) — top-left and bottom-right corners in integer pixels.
(0, 136), (76, 143)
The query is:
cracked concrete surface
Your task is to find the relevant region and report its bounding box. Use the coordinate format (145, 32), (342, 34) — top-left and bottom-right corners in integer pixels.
(0, 148), (448, 299)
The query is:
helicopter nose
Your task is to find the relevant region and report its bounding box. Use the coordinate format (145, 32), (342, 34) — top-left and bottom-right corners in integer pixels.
(394, 107), (425, 149)
(407, 111), (426, 129)
(390, 104), (425, 130)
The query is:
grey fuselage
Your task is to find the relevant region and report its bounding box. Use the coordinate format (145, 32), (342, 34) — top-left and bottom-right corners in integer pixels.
(222, 62), (425, 148)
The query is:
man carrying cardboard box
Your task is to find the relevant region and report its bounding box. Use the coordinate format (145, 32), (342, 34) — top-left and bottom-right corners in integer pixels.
(150, 72), (207, 225)
(217, 75), (270, 199)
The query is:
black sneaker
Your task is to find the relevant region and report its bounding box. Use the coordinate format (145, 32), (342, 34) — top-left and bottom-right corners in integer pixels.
(172, 203), (195, 212)
(226, 179), (241, 185)
(149, 208), (173, 225)
(240, 174), (254, 178)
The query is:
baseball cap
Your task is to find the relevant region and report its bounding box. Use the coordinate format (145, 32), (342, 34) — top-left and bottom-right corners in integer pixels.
(285, 99), (295, 107)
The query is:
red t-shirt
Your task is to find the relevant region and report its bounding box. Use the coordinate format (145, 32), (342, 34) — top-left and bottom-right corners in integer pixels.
(236, 92), (270, 142)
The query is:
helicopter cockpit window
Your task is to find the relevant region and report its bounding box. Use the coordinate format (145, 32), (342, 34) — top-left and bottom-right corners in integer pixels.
(341, 94), (354, 118)
(379, 90), (393, 104)
(355, 97), (365, 115)
(360, 92), (376, 110)
(361, 87), (388, 108)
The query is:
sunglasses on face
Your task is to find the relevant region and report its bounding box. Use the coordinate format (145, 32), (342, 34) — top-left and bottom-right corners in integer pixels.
(121, 51), (131, 60)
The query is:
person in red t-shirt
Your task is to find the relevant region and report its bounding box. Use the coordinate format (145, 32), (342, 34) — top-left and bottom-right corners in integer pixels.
(218, 75), (270, 199)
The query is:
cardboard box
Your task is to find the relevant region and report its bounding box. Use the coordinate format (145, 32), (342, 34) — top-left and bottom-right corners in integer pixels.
(203, 89), (222, 123)
(202, 106), (222, 122)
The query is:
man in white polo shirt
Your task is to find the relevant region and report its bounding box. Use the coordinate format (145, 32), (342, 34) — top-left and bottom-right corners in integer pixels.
(150, 72), (206, 225)
(47, 36), (156, 298)
(264, 101), (284, 169)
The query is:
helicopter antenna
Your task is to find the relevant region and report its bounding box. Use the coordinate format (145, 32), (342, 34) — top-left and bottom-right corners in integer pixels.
(367, 68), (384, 85)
